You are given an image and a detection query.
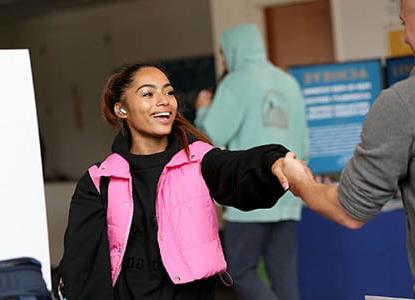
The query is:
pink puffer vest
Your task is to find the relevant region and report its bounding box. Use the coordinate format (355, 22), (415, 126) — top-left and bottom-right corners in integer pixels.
(88, 141), (227, 286)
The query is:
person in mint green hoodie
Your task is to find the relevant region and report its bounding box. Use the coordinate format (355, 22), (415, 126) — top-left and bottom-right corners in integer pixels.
(194, 24), (308, 300)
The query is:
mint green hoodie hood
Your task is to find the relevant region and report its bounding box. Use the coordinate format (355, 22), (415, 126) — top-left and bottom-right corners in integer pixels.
(195, 24), (309, 222)
(220, 24), (267, 72)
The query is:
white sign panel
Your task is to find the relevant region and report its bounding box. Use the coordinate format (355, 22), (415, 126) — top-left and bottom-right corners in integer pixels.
(365, 297), (415, 300)
(0, 50), (51, 288)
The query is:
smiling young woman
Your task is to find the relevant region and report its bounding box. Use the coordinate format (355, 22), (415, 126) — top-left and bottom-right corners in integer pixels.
(101, 64), (211, 156)
(56, 63), (291, 300)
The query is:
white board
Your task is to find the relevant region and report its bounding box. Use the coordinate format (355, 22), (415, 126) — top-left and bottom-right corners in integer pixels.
(0, 49), (51, 289)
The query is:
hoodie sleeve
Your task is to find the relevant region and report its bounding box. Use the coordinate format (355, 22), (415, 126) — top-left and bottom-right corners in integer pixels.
(292, 80), (309, 162)
(201, 145), (289, 211)
(58, 172), (114, 300)
(195, 84), (244, 148)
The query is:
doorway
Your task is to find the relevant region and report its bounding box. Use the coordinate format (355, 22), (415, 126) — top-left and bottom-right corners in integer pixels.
(264, 0), (335, 70)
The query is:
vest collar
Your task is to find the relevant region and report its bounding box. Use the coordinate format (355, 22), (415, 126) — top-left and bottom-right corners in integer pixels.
(165, 142), (202, 168)
(99, 141), (207, 176)
(97, 153), (131, 179)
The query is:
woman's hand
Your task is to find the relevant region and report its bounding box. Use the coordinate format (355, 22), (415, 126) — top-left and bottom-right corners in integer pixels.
(195, 89), (213, 109)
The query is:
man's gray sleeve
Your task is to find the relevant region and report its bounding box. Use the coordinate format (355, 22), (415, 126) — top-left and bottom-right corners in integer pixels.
(338, 87), (413, 222)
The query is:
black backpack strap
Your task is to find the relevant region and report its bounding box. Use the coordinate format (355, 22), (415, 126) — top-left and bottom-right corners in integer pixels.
(99, 176), (110, 211)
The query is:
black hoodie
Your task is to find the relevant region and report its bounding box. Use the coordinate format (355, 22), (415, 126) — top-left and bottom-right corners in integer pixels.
(58, 132), (288, 300)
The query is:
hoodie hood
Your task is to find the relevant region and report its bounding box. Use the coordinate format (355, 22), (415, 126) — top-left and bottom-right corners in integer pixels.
(220, 24), (267, 72)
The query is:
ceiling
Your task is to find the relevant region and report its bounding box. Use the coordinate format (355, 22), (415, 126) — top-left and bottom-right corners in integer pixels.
(0, 0), (132, 23)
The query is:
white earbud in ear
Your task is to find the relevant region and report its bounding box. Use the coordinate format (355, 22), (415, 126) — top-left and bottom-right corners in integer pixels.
(120, 108), (127, 114)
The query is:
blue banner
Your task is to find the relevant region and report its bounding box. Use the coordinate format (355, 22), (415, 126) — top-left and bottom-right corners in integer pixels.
(290, 60), (382, 174)
(386, 55), (414, 87)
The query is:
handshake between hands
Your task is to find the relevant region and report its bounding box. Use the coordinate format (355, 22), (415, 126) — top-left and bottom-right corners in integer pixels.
(271, 152), (316, 200)
(270, 152), (365, 230)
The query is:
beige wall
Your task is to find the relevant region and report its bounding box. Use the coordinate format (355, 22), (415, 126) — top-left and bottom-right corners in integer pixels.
(1, 0), (213, 180)
(44, 182), (76, 266)
(331, 0), (400, 61)
(0, 24), (18, 48)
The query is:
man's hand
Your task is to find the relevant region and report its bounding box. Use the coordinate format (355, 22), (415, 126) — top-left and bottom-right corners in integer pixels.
(273, 152), (365, 229)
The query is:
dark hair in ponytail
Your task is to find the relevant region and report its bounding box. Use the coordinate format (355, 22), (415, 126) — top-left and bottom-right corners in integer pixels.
(101, 63), (146, 128)
(100, 63), (211, 154)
